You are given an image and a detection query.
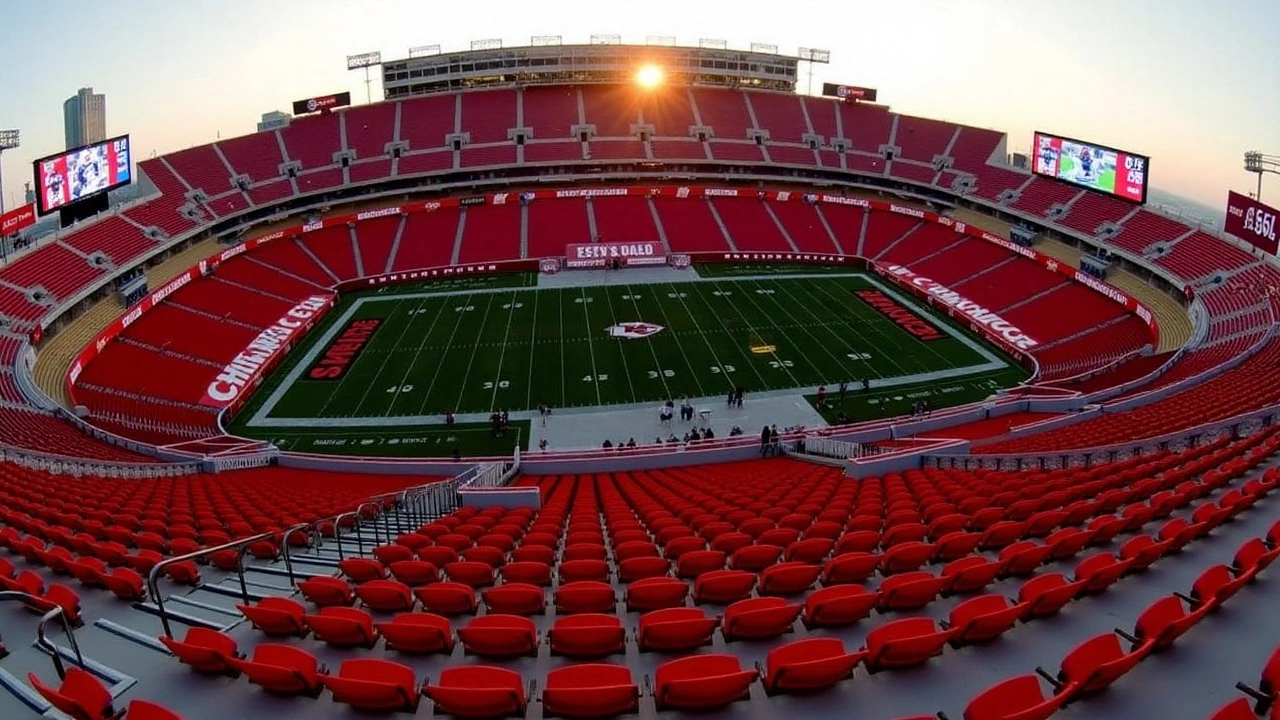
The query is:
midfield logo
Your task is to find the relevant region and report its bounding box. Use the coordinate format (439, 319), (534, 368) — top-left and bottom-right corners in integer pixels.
(606, 322), (664, 339)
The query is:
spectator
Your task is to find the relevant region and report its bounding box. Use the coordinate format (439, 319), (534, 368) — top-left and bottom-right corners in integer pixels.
(760, 425), (771, 456)
(816, 384), (827, 407)
(538, 438), (548, 452)
(602, 439), (613, 449)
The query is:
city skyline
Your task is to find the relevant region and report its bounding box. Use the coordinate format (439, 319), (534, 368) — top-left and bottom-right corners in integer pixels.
(0, 0), (1277, 212)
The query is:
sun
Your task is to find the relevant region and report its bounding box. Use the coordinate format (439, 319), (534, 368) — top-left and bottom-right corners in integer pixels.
(635, 64), (664, 89)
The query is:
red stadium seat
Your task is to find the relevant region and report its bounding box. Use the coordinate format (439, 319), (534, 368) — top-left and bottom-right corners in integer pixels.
(618, 556), (671, 582)
(864, 617), (954, 671)
(876, 571), (948, 611)
(376, 612), (455, 654)
(692, 569), (757, 604)
(763, 637), (865, 694)
(229, 644), (324, 697)
(388, 559), (439, 587)
(945, 594), (1028, 646)
(624, 576), (689, 611)
(338, 557), (386, 583)
(637, 607), (719, 652)
(1130, 595), (1211, 651)
(298, 576), (354, 607)
(354, 579), (415, 611)
(1017, 573), (1086, 618)
(555, 581), (617, 614)
(542, 664), (640, 719)
(424, 666), (526, 719)
(100, 567), (146, 601)
(1050, 632), (1152, 696)
(27, 668), (117, 720)
(960, 674), (1076, 720)
(820, 552), (880, 585)
(482, 582), (546, 615)
(323, 658), (419, 713)
(803, 585), (879, 628)
(758, 561), (822, 595)
(238, 597), (308, 637)
(160, 627), (242, 675)
(124, 700), (184, 720)
(941, 556), (1002, 595)
(500, 560), (553, 586)
(458, 614), (538, 658)
(303, 606), (378, 648)
(722, 596), (802, 641)
(653, 654), (757, 711)
(549, 614), (626, 658)
(415, 581), (478, 615)
(729, 544), (783, 572)
(560, 558), (610, 584)
(444, 560), (496, 588)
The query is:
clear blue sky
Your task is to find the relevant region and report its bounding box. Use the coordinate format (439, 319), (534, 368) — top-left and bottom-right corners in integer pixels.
(1, 0), (1277, 211)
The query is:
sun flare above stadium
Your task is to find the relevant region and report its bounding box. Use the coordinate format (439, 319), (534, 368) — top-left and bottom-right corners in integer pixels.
(635, 63), (664, 89)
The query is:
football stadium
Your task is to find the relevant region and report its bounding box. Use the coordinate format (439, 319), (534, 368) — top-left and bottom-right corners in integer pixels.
(0, 8), (1278, 720)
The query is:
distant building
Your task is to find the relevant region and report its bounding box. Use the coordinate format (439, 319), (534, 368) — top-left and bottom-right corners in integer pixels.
(257, 111), (291, 132)
(64, 87), (107, 149)
(24, 182), (34, 206)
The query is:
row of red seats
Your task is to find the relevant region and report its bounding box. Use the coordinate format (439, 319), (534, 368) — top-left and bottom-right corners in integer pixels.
(1210, 643), (1280, 719)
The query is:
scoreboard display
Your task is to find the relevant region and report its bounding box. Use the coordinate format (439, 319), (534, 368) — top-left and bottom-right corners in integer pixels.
(1224, 191), (1279, 255)
(1033, 131), (1149, 204)
(33, 135), (132, 215)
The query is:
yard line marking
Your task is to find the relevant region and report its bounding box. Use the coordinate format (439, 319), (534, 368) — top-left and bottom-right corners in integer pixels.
(382, 296), (450, 417)
(603, 287), (641, 403)
(805, 277), (944, 373)
(647, 285), (709, 397)
(750, 278), (874, 382)
(685, 281), (777, 389)
(767, 278), (911, 382)
(623, 284), (673, 398)
(452, 293), (499, 411)
(580, 287), (604, 405)
(414, 292), (476, 417)
(558, 290), (567, 406)
(524, 289), (540, 410)
(489, 290), (520, 410)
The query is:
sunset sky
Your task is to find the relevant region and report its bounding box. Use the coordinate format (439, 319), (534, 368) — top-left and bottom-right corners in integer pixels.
(1, 0), (1276, 211)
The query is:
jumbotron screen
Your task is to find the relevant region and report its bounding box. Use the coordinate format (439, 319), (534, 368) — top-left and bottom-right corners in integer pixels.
(1032, 131), (1149, 204)
(33, 135), (132, 215)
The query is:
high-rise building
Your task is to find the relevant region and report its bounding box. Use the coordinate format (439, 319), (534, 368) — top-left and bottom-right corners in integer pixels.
(63, 87), (107, 149)
(257, 111), (291, 132)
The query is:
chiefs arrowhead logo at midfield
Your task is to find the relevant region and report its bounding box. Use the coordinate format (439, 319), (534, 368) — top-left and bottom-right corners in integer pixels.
(606, 322), (664, 339)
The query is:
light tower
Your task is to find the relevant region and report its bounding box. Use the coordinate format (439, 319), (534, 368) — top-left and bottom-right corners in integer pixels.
(1244, 151), (1280, 202)
(0, 129), (19, 214)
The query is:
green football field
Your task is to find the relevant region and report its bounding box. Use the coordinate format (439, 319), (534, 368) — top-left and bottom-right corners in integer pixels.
(228, 268), (1028, 456)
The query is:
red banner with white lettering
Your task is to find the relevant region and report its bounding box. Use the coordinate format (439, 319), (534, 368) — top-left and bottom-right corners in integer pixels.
(564, 242), (666, 268)
(0, 203), (36, 236)
(1224, 191), (1279, 255)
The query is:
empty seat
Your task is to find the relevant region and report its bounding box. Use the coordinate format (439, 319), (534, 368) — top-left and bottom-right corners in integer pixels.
(821, 552), (880, 585)
(946, 594), (1028, 646)
(941, 556), (1002, 595)
(354, 579), (415, 611)
(100, 567), (146, 601)
(729, 544), (782, 572)
(1073, 552), (1133, 594)
(373, 544), (415, 565)
(298, 576), (354, 607)
(160, 627), (242, 675)
(303, 607), (378, 648)
(415, 581), (478, 615)
(543, 664), (640, 719)
(961, 674), (1075, 720)
(759, 561), (822, 595)
(560, 559), (610, 584)
(1118, 534), (1173, 572)
(500, 560), (553, 586)
(722, 596), (802, 641)
(445, 560), (496, 588)
(637, 607), (719, 652)
(238, 597), (308, 637)
(458, 614), (538, 658)
(229, 644), (324, 696)
(556, 581), (617, 614)
(999, 540), (1053, 576)
(692, 569), (757, 604)
(1131, 594), (1210, 651)
(763, 637), (865, 694)
(388, 559), (440, 587)
(803, 584), (878, 628)
(880, 541), (936, 574)
(482, 583), (546, 615)
(1050, 632), (1151, 696)
(339, 557), (386, 583)
(785, 537), (836, 564)
(1017, 573), (1085, 618)
(624, 576), (689, 611)
(653, 654), (757, 711)
(323, 658), (419, 712)
(376, 613), (454, 654)
(124, 699), (185, 720)
(617, 556), (670, 582)
(864, 617), (953, 671)
(425, 665), (527, 718)
(463, 545), (508, 567)
(27, 668), (117, 720)
(1233, 642), (1280, 716)
(549, 614), (626, 658)
(876, 571), (948, 611)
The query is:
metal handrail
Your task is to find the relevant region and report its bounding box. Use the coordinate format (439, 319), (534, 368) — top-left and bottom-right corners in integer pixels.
(147, 531), (274, 639)
(280, 523), (322, 587)
(0, 591), (84, 679)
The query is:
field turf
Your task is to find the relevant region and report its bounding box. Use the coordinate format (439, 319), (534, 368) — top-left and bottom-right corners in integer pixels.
(228, 268), (1027, 456)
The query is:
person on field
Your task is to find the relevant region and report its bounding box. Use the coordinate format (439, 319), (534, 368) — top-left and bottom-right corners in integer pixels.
(816, 385), (827, 408)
